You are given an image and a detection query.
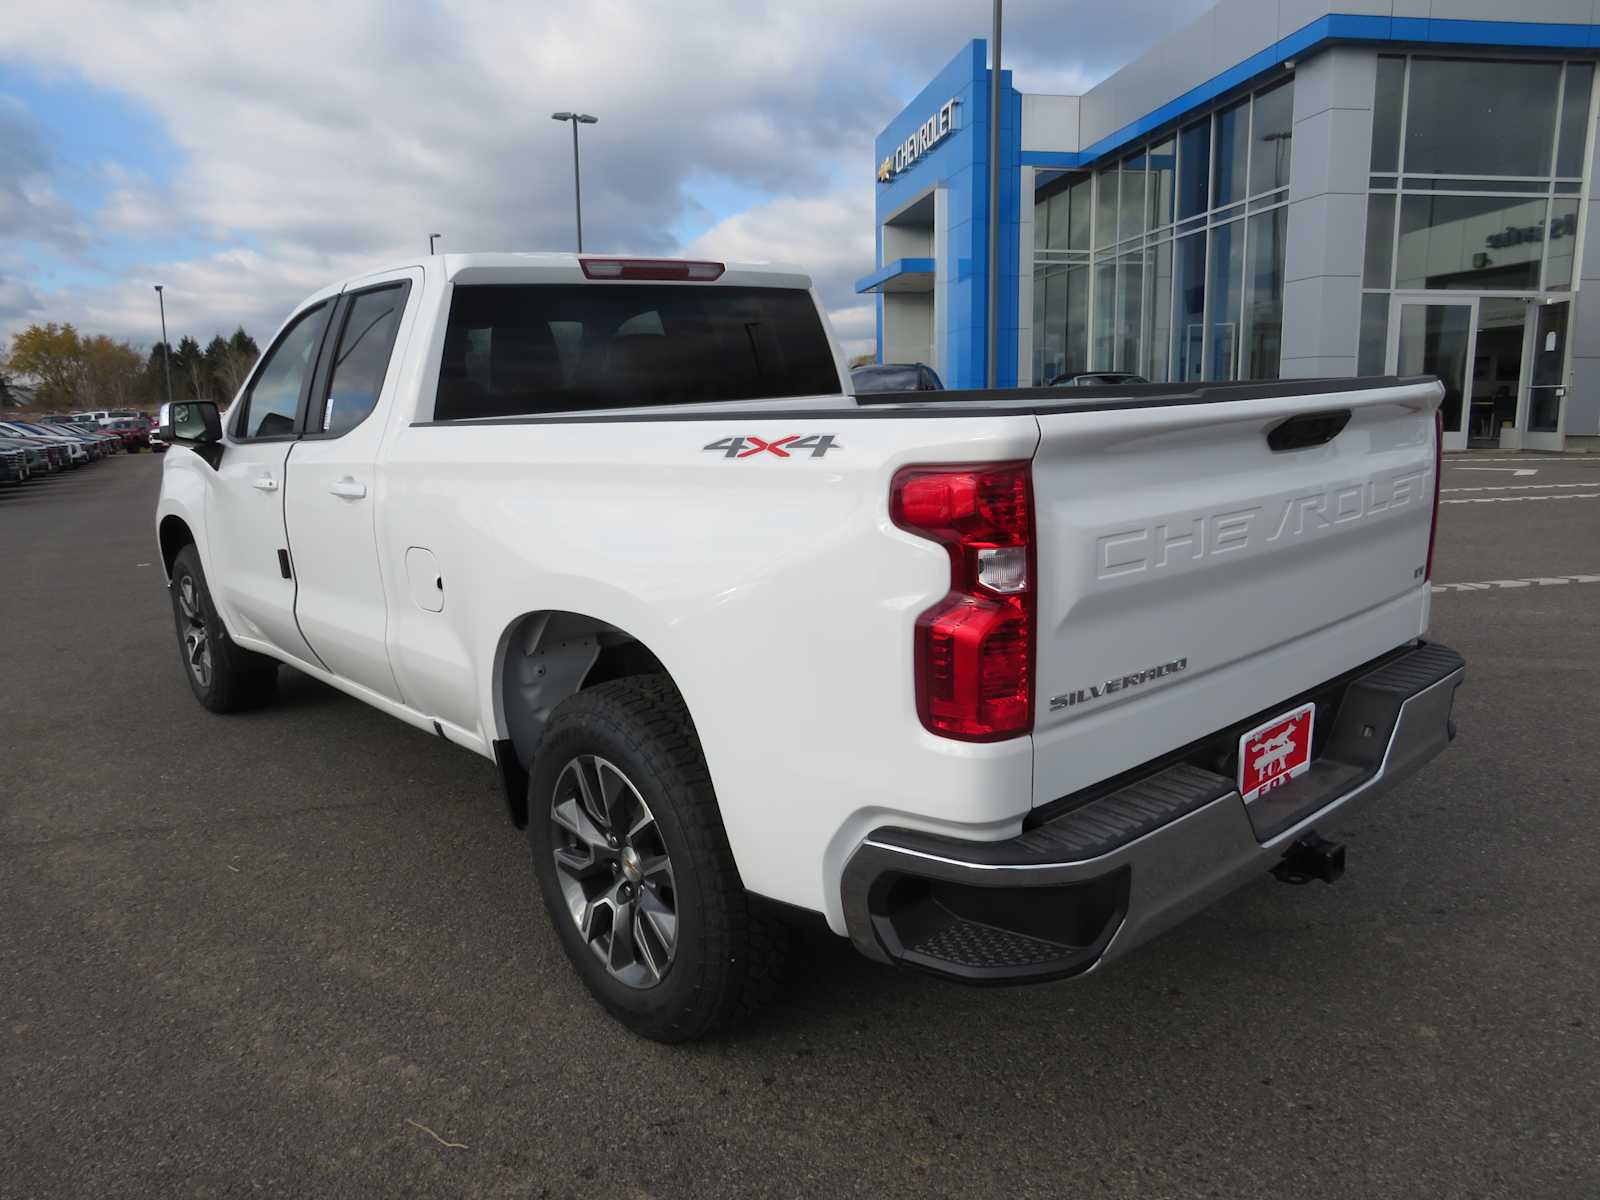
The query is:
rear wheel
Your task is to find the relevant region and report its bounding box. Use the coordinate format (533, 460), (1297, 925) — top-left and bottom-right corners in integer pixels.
(527, 675), (787, 1042)
(169, 545), (278, 713)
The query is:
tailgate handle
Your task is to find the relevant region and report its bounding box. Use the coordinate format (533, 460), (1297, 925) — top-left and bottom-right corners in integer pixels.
(1267, 410), (1351, 452)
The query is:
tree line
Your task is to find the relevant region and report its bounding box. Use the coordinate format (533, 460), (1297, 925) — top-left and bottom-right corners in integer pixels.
(0, 323), (261, 411)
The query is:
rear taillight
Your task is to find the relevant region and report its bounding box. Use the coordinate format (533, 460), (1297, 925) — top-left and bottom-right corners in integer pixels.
(579, 258), (725, 281)
(1426, 406), (1443, 581)
(890, 462), (1035, 742)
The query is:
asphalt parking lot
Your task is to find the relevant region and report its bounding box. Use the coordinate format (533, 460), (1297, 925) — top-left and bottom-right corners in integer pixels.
(3, 451), (1597, 1199)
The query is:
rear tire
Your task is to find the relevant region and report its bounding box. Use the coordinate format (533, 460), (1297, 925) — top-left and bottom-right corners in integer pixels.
(169, 545), (278, 713)
(527, 675), (787, 1042)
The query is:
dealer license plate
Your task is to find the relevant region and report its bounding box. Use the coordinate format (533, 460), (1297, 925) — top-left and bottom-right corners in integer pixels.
(1237, 702), (1315, 803)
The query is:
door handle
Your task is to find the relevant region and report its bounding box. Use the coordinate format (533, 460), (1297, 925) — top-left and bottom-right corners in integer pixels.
(328, 477), (367, 499)
(251, 475), (279, 492)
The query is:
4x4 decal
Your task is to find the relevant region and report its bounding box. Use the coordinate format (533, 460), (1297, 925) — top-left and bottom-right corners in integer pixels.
(704, 435), (840, 459)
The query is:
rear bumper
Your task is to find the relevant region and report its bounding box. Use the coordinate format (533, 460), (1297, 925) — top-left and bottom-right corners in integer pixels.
(840, 641), (1464, 984)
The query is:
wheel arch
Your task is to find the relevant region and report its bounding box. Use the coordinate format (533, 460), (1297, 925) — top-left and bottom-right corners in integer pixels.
(491, 609), (673, 827)
(158, 513), (196, 582)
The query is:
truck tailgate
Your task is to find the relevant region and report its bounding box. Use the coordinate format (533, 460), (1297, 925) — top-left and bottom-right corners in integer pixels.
(1029, 378), (1442, 807)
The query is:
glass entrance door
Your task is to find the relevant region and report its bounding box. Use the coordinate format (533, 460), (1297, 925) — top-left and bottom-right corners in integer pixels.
(1388, 296), (1478, 451)
(1521, 300), (1570, 452)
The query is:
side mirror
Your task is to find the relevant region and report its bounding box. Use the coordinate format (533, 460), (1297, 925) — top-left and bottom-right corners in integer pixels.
(160, 401), (224, 467)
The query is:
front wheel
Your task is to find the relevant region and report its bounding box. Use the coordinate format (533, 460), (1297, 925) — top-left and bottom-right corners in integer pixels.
(527, 675), (787, 1042)
(168, 545), (278, 713)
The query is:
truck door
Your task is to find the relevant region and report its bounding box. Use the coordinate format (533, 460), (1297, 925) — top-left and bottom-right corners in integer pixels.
(205, 301), (331, 667)
(282, 271), (419, 703)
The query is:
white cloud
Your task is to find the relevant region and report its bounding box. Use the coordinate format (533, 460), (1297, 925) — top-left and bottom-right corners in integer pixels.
(0, 0), (1210, 349)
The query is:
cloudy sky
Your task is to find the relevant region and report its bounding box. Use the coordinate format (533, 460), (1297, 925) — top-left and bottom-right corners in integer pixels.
(0, 0), (1207, 358)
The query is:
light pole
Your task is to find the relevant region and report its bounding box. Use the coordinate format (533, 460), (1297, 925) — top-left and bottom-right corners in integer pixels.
(429, 233), (441, 255)
(985, 0), (1003, 389)
(153, 284), (173, 408)
(551, 111), (598, 252)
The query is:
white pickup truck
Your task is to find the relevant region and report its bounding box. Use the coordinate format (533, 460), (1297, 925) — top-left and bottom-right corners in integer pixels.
(157, 253), (1463, 1041)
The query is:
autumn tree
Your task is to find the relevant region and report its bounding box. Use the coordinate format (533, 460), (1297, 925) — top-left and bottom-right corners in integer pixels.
(6, 323), (89, 407)
(81, 336), (146, 407)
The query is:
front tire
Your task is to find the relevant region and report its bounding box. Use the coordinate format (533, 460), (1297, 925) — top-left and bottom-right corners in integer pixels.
(169, 545), (278, 713)
(527, 675), (786, 1042)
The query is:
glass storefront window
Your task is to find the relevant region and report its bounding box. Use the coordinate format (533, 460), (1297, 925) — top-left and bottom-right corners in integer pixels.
(1033, 267), (1059, 382)
(1395, 194), (1548, 291)
(1064, 266), (1089, 376)
(1545, 198), (1580, 290)
(1404, 59), (1562, 176)
(1030, 79), (1291, 386)
(1371, 57), (1405, 172)
(1120, 151), (1147, 243)
(1242, 208), (1285, 380)
(1363, 194), (1396, 289)
(1213, 100), (1249, 209)
(1116, 251), (1144, 371)
(1207, 219), (1245, 379)
(1178, 118), (1210, 220)
(1148, 138), (1175, 229)
(1069, 176), (1093, 250)
(1357, 293), (1390, 377)
(1044, 188), (1070, 251)
(1556, 63), (1594, 177)
(1095, 168), (1119, 249)
(1173, 232), (1206, 381)
(1092, 262), (1116, 369)
(1145, 240), (1173, 383)
(1249, 81), (1293, 196)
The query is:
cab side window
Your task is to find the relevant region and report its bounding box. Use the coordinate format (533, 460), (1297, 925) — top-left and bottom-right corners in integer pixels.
(315, 284), (407, 436)
(236, 304), (329, 439)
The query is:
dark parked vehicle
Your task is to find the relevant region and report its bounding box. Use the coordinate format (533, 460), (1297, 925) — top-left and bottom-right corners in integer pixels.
(0, 442), (29, 483)
(0, 436), (50, 478)
(850, 362), (945, 393)
(1046, 371), (1150, 387)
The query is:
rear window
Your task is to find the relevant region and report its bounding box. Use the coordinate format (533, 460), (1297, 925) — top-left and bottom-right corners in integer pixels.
(432, 284), (840, 421)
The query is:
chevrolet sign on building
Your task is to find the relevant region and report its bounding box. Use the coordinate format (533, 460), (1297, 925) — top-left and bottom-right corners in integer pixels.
(878, 98), (958, 183)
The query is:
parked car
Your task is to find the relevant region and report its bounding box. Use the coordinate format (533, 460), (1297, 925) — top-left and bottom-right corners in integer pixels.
(33, 421), (108, 461)
(0, 420), (87, 466)
(156, 252), (1462, 1042)
(149, 424), (167, 452)
(67, 422), (124, 454)
(0, 435), (51, 477)
(0, 441), (29, 483)
(103, 417), (150, 452)
(1047, 371), (1150, 386)
(47, 418), (120, 456)
(850, 362), (945, 393)
(68, 409), (114, 426)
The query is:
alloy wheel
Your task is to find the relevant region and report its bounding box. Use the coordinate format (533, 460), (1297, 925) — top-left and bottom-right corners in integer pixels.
(549, 754), (678, 988)
(176, 575), (212, 688)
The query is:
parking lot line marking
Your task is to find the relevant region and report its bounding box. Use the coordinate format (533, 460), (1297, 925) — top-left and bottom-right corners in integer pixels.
(1433, 574), (1600, 593)
(1441, 482), (1599, 493)
(1440, 492), (1600, 505)
(1444, 456), (1598, 464)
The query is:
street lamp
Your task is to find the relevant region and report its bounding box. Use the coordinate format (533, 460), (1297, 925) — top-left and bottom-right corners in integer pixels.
(153, 284), (173, 408)
(551, 111), (599, 252)
(429, 233), (442, 255)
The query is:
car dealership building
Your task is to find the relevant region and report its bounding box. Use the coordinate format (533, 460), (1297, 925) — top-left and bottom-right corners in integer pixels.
(857, 2), (1600, 450)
